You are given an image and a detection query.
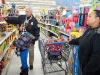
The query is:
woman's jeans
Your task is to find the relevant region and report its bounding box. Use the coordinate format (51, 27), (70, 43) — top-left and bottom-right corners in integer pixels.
(20, 49), (28, 69)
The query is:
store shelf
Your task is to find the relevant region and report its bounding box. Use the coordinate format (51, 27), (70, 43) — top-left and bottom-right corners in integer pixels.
(52, 36), (58, 40)
(45, 23), (59, 28)
(0, 37), (16, 61)
(39, 25), (42, 27)
(59, 31), (69, 36)
(39, 21), (59, 28)
(41, 31), (48, 37)
(39, 21), (45, 24)
(0, 29), (16, 44)
(1, 49), (15, 75)
(0, 21), (6, 24)
(41, 27), (58, 36)
(45, 19), (53, 20)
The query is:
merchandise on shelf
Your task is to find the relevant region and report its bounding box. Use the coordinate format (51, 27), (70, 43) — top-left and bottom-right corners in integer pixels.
(0, 9), (2, 22)
(0, 32), (2, 38)
(40, 9), (60, 26)
(0, 45), (3, 56)
(1, 0), (6, 4)
(60, 7), (79, 34)
(59, 6), (91, 42)
(55, 27), (59, 34)
(0, 44), (15, 74)
(40, 21), (59, 39)
(0, 59), (4, 73)
(6, 25), (12, 32)
(0, 3), (17, 75)
(39, 9), (61, 39)
(59, 34), (69, 41)
(0, 35), (16, 74)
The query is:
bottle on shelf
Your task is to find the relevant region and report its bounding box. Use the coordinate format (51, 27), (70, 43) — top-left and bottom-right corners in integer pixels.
(0, 45), (3, 56)
(1, 42), (5, 51)
(1, 58), (4, 69)
(0, 62), (2, 75)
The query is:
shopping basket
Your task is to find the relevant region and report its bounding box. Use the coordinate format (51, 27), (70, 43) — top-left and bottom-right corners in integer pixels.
(45, 41), (66, 60)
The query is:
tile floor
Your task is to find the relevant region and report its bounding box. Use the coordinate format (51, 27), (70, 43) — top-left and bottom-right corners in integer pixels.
(6, 32), (66, 75)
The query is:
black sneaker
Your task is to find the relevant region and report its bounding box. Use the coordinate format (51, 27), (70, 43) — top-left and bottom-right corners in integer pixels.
(30, 65), (33, 70)
(20, 66), (29, 71)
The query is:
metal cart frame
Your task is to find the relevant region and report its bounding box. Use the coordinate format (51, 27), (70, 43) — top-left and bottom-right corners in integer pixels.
(38, 39), (70, 75)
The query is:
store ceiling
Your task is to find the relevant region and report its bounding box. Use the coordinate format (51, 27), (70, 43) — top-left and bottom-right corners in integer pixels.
(6, 0), (57, 14)
(5, 0), (98, 14)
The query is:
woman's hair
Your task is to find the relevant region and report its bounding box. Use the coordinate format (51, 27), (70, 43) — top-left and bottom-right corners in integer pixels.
(94, 10), (100, 18)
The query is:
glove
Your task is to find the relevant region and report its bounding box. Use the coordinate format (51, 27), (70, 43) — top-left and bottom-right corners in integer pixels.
(15, 48), (20, 57)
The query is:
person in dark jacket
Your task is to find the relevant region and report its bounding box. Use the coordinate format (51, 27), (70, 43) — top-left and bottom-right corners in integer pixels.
(4, 7), (40, 73)
(69, 10), (100, 75)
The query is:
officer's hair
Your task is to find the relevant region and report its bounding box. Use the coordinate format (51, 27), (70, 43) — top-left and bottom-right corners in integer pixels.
(26, 7), (33, 12)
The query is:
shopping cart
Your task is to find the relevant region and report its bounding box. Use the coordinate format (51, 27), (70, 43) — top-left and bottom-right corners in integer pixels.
(38, 38), (70, 75)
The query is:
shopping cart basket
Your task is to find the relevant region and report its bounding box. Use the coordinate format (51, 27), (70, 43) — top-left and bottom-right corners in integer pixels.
(38, 38), (70, 75)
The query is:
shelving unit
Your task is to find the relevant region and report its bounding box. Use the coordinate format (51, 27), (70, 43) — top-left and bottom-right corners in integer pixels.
(1, 49), (15, 75)
(39, 9), (70, 39)
(41, 29), (48, 37)
(0, 29), (16, 75)
(59, 31), (69, 36)
(39, 21), (60, 39)
(41, 26), (58, 36)
(0, 36), (16, 61)
(0, 2), (19, 74)
(0, 29), (17, 75)
(45, 23), (59, 28)
(39, 21), (70, 41)
(0, 21), (6, 24)
(0, 29), (16, 44)
(0, 21), (17, 74)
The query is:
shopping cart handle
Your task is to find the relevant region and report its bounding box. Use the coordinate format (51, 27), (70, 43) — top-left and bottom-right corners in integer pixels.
(52, 42), (67, 44)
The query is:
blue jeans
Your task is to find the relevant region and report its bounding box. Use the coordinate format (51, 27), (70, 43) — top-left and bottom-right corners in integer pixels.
(20, 49), (28, 69)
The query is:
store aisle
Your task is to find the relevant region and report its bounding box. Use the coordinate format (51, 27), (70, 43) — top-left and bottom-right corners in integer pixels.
(6, 32), (65, 75)
(6, 40), (44, 75)
(6, 32), (45, 75)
